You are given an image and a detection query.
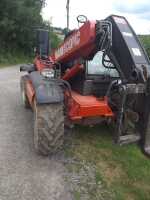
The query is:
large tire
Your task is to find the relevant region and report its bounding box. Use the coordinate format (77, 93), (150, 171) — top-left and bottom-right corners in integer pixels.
(20, 76), (30, 108)
(33, 101), (64, 156)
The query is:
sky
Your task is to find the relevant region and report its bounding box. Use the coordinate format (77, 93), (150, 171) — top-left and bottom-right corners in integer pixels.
(42, 0), (150, 34)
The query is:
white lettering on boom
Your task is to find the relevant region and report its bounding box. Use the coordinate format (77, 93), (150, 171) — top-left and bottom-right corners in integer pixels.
(55, 31), (80, 59)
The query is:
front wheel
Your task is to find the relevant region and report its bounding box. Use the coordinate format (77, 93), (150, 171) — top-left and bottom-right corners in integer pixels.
(33, 101), (64, 156)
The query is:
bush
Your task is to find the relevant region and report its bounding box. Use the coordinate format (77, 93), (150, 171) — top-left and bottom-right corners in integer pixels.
(139, 35), (150, 58)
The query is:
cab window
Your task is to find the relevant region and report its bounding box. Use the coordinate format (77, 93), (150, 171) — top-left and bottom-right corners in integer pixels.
(87, 51), (119, 77)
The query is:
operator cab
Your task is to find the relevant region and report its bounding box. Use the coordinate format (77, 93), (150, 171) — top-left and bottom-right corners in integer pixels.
(69, 51), (119, 97)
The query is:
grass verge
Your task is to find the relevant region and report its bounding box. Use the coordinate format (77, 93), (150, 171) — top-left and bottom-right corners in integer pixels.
(0, 52), (32, 67)
(65, 124), (150, 200)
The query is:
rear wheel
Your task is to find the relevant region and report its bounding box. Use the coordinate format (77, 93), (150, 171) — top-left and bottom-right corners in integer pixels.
(33, 101), (64, 155)
(20, 76), (30, 108)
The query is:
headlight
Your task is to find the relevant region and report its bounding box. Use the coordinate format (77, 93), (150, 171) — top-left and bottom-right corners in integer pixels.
(41, 68), (55, 78)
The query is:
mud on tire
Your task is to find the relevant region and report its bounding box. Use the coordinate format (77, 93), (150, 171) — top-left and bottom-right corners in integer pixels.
(33, 102), (64, 156)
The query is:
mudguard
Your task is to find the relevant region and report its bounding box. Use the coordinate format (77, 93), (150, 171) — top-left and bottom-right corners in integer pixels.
(29, 71), (64, 104)
(20, 64), (36, 73)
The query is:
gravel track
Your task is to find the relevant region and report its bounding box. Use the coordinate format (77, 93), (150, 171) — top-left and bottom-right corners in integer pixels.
(0, 66), (72, 200)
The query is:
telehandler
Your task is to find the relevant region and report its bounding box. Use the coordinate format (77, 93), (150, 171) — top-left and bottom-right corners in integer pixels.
(20, 15), (150, 156)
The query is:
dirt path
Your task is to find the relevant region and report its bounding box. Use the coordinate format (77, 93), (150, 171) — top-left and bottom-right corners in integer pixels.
(0, 66), (72, 200)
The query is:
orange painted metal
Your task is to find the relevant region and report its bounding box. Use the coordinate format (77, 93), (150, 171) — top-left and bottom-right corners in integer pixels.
(34, 57), (45, 71)
(53, 21), (97, 63)
(67, 91), (113, 120)
(34, 56), (53, 71)
(26, 80), (35, 107)
(32, 21), (114, 122)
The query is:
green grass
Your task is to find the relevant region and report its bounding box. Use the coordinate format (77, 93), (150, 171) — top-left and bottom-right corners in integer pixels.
(74, 191), (81, 200)
(0, 51), (32, 67)
(67, 124), (150, 200)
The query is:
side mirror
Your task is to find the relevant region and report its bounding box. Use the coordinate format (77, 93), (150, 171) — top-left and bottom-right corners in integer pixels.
(77, 15), (88, 24)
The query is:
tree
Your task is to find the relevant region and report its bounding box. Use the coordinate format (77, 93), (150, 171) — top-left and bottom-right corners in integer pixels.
(0, 0), (45, 54)
(139, 35), (150, 58)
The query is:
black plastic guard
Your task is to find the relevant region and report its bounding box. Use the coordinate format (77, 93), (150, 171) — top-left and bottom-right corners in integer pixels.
(106, 15), (150, 82)
(20, 64), (35, 73)
(36, 29), (50, 57)
(29, 71), (64, 104)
